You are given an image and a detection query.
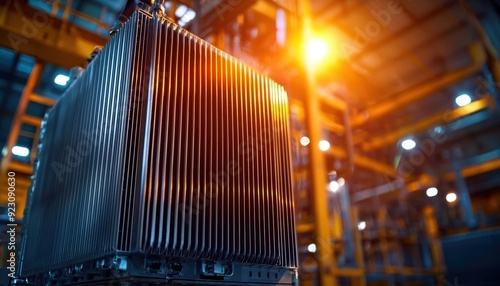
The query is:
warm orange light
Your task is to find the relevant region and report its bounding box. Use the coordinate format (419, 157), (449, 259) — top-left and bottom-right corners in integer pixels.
(305, 38), (328, 64)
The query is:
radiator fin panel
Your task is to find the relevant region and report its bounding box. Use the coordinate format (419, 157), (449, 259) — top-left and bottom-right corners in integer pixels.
(21, 10), (297, 281)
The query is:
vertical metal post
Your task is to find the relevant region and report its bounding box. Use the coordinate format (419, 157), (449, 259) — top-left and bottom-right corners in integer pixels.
(192, 0), (201, 35)
(51, 0), (59, 16)
(377, 208), (391, 272)
(30, 127), (41, 164)
(169, 0), (177, 21)
(298, 0), (336, 284)
(98, 6), (108, 34)
(458, 0), (500, 92)
(351, 207), (366, 286)
(451, 162), (477, 229)
(488, 60), (500, 98)
(422, 206), (445, 285)
(62, 0), (72, 22)
(0, 61), (44, 177)
(151, 0), (164, 15)
(479, 66), (500, 106)
(339, 182), (354, 264)
(341, 184), (366, 286)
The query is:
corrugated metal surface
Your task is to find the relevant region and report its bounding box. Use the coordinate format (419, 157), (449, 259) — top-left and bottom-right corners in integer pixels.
(20, 8), (297, 285)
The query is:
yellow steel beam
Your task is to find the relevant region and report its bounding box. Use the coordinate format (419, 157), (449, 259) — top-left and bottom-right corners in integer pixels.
(351, 207), (365, 273)
(30, 93), (56, 106)
(444, 157), (500, 181)
(0, 162), (31, 217)
(328, 146), (396, 178)
(360, 96), (494, 151)
(252, 0), (277, 19)
(334, 268), (364, 276)
(350, 43), (486, 127)
(422, 206), (446, 276)
(406, 174), (435, 192)
(0, 0), (107, 69)
(296, 222), (315, 233)
(289, 99), (306, 121)
(355, 157), (500, 202)
(7, 161), (33, 175)
(322, 116), (345, 134)
(290, 99), (345, 134)
(21, 114), (43, 126)
(318, 86), (347, 111)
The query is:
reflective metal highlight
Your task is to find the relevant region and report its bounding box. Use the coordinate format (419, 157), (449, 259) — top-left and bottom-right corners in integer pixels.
(20, 9), (297, 286)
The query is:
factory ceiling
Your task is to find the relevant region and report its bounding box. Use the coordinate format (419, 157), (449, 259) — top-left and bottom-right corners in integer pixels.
(0, 0), (499, 204)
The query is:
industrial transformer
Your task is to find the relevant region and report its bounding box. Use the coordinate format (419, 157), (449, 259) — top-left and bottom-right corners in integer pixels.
(19, 6), (298, 286)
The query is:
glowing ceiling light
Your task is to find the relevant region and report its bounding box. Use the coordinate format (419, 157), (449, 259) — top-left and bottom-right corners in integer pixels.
(328, 180), (340, 193)
(300, 136), (310, 146)
(54, 74), (69, 86)
(455, 93), (471, 107)
(426, 187), (438, 197)
(318, 140), (330, 151)
(12, 146), (29, 157)
(175, 4), (188, 17)
(180, 10), (196, 23)
(446, 193), (457, 203)
(305, 38), (328, 64)
(307, 243), (317, 253)
(401, 138), (416, 150)
(357, 221), (366, 231)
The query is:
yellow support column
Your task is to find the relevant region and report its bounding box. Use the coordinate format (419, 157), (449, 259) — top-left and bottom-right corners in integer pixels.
(351, 207), (366, 286)
(0, 61), (45, 217)
(298, 0), (336, 282)
(423, 206), (445, 286)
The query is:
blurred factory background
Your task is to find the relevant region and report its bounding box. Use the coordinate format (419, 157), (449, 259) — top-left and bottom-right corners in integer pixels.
(0, 0), (499, 285)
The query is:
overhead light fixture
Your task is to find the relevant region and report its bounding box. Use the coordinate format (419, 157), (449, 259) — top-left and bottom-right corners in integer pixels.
(54, 74), (69, 86)
(12, 146), (29, 157)
(180, 10), (196, 23)
(357, 221), (366, 231)
(426, 187), (438, 197)
(401, 138), (416, 150)
(328, 180), (340, 193)
(455, 93), (471, 107)
(318, 140), (330, 151)
(446, 193), (457, 203)
(300, 136), (310, 146)
(175, 4), (188, 17)
(307, 243), (317, 253)
(305, 38), (328, 65)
